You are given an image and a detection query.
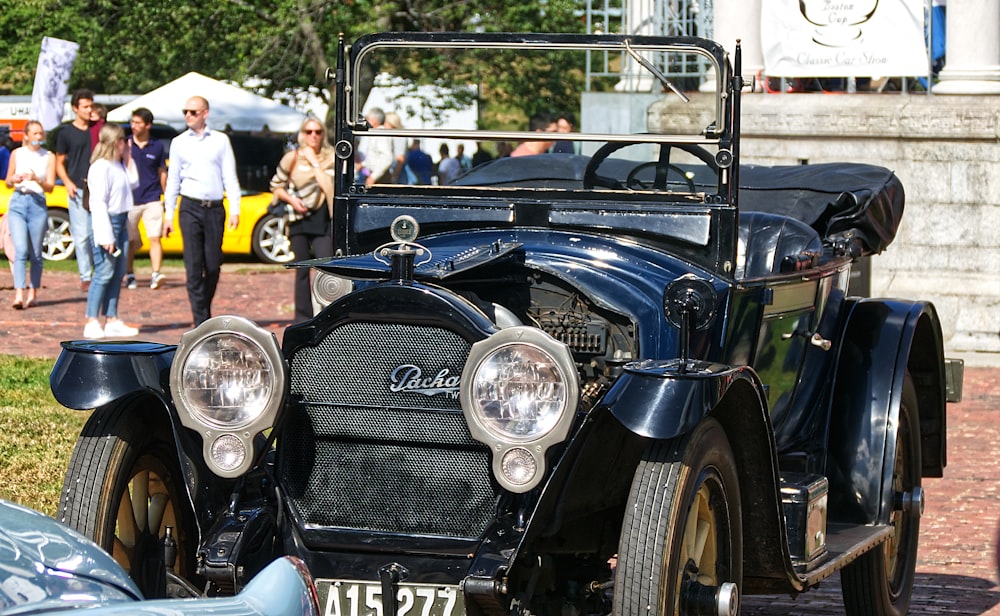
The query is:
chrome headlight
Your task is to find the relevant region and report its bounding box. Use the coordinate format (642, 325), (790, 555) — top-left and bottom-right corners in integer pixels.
(461, 326), (579, 492)
(170, 316), (286, 478)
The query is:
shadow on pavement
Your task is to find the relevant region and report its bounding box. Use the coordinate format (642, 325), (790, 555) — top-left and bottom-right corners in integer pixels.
(743, 572), (1000, 615)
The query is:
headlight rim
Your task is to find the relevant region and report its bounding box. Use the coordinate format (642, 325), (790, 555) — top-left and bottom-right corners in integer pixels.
(465, 339), (571, 443)
(460, 326), (579, 493)
(169, 316), (286, 478)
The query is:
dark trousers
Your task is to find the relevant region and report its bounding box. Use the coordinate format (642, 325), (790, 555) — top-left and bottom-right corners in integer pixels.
(290, 232), (334, 322)
(178, 200), (225, 326)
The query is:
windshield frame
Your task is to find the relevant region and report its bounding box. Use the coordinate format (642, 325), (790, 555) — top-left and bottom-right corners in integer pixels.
(345, 33), (731, 147)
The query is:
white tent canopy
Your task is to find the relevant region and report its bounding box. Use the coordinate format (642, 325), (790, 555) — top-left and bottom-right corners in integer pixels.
(106, 72), (305, 133)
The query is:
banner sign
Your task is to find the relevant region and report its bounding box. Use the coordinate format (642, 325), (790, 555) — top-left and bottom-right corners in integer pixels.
(761, 0), (928, 77)
(30, 37), (79, 130)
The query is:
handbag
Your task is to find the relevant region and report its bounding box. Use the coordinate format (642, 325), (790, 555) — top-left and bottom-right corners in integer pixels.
(266, 196), (289, 218)
(268, 149), (299, 218)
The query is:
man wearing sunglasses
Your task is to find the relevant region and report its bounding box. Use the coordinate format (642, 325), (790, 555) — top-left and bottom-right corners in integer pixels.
(163, 96), (241, 326)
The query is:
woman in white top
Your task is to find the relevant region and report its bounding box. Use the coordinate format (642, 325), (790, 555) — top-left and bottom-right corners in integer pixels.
(3, 120), (55, 309)
(84, 123), (139, 339)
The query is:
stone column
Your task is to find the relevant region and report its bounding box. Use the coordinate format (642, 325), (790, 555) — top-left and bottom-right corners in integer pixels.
(713, 0), (764, 78)
(933, 0), (1000, 94)
(616, 0), (656, 91)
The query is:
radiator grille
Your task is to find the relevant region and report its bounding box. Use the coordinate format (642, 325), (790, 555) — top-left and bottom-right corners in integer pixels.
(280, 322), (498, 538)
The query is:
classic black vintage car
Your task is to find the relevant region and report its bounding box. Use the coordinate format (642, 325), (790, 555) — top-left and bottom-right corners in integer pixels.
(51, 33), (962, 615)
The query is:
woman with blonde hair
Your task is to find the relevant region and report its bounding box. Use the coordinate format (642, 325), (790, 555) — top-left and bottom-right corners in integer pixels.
(383, 111), (408, 182)
(270, 117), (336, 322)
(3, 120), (55, 309)
(83, 123), (139, 339)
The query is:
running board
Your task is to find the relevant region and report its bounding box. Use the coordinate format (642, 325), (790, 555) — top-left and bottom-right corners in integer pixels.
(794, 523), (892, 586)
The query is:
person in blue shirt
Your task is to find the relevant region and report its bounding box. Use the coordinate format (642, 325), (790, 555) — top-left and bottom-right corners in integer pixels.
(124, 107), (168, 290)
(0, 128), (12, 179)
(551, 113), (578, 154)
(404, 140), (433, 185)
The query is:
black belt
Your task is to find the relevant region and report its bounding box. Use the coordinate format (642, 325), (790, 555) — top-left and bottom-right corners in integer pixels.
(181, 195), (223, 208)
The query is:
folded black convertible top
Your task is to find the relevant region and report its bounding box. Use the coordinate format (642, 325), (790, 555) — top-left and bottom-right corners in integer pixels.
(739, 163), (905, 257)
(454, 157), (904, 257)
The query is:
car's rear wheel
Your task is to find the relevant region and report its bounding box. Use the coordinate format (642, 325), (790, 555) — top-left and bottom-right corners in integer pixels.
(841, 373), (922, 615)
(43, 208), (74, 261)
(614, 417), (742, 615)
(58, 401), (200, 599)
(252, 214), (295, 264)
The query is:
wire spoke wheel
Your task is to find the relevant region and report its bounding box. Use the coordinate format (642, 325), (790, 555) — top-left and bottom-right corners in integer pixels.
(59, 403), (199, 599)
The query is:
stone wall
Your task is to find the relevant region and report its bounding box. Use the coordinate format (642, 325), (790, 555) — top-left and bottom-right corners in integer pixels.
(641, 93), (1000, 364)
(737, 94), (999, 365)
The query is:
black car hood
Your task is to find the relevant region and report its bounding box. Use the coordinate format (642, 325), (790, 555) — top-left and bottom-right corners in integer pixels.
(312, 240), (525, 281)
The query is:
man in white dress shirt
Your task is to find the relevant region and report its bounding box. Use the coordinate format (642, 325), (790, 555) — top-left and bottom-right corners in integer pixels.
(163, 95), (241, 326)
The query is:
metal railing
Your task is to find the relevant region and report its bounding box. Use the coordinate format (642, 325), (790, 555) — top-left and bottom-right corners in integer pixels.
(585, 0), (714, 91)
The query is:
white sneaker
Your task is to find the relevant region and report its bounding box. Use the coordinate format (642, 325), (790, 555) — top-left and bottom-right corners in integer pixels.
(150, 272), (166, 290)
(83, 321), (105, 339)
(104, 320), (139, 338)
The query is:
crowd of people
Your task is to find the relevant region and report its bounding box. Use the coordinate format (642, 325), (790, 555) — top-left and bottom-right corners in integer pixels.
(3, 89), (244, 339)
(354, 107), (578, 186)
(2, 97), (580, 338)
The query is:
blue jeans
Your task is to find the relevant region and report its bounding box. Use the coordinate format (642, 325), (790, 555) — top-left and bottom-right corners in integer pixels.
(68, 189), (93, 282)
(85, 213), (129, 319)
(6, 191), (47, 289)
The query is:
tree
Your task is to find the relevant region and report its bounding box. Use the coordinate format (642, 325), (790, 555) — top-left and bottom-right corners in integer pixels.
(0, 0), (585, 126)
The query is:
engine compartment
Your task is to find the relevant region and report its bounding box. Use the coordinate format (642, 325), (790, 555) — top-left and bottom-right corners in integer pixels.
(441, 266), (637, 400)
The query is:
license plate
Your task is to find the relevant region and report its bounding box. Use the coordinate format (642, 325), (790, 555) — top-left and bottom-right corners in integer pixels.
(316, 579), (465, 616)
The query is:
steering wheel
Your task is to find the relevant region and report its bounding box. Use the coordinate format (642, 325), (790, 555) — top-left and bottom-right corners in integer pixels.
(626, 162), (697, 192)
(582, 141), (719, 191)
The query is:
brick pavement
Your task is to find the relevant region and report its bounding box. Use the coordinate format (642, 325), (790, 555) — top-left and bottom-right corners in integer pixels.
(744, 367), (1000, 614)
(0, 264), (293, 357)
(1, 267), (997, 614)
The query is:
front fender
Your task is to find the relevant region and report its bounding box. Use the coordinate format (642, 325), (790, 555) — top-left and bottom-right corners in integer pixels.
(598, 359), (806, 591)
(49, 341), (176, 410)
(601, 359), (761, 440)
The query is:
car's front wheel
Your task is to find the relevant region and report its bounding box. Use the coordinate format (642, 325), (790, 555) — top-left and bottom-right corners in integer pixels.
(43, 208), (74, 261)
(252, 214), (295, 264)
(58, 401), (200, 598)
(614, 417), (742, 615)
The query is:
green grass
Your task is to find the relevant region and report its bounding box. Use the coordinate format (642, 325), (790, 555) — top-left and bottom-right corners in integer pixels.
(5, 255), (188, 273)
(26, 255), (279, 275)
(0, 355), (89, 516)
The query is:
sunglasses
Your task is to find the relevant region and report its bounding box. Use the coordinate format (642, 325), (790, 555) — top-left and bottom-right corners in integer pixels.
(182, 109), (205, 116)
(303, 129), (323, 135)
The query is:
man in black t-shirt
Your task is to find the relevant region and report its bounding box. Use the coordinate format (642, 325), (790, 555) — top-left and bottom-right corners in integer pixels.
(55, 89), (95, 290)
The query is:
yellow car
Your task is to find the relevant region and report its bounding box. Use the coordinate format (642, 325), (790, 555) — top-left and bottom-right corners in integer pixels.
(0, 184), (294, 264)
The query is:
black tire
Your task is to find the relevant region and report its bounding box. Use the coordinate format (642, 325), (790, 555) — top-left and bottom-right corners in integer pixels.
(841, 374), (922, 615)
(252, 214), (295, 264)
(43, 208), (75, 261)
(614, 417), (742, 615)
(58, 401), (198, 598)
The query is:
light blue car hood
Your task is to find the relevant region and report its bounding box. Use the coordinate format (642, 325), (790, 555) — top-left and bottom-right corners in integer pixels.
(0, 499), (141, 612)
